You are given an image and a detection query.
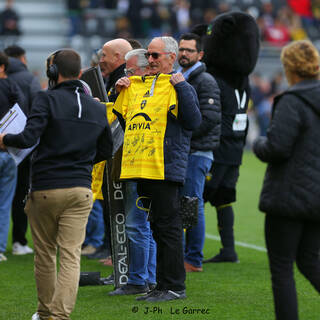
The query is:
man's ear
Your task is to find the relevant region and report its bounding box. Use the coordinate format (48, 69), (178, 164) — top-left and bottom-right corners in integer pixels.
(169, 52), (176, 64)
(0, 64), (5, 77)
(20, 55), (27, 66)
(78, 69), (83, 79)
(199, 50), (204, 61)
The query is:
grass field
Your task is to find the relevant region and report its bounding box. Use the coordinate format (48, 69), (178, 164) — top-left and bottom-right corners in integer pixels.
(1, 151), (319, 320)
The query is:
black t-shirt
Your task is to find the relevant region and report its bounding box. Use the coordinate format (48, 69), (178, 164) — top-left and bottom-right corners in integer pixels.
(213, 77), (250, 165)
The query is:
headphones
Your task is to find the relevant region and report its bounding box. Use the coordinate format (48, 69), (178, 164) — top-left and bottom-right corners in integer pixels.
(47, 48), (76, 89)
(46, 49), (62, 89)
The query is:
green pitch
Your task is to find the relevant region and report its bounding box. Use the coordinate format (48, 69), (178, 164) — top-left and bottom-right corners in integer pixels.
(0, 151), (319, 320)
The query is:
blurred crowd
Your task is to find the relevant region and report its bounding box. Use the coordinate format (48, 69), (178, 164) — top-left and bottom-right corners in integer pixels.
(249, 70), (287, 138)
(1, 0), (320, 45)
(66, 0), (320, 45)
(0, 0), (21, 37)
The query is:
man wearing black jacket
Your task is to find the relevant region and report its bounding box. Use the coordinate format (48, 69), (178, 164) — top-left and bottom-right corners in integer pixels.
(177, 33), (221, 272)
(100, 38), (132, 103)
(0, 51), (25, 263)
(86, 38), (132, 262)
(4, 44), (42, 256)
(0, 49), (113, 320)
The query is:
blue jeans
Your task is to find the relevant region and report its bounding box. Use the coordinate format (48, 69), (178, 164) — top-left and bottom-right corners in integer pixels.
(83, 200), (104, 248)
(183, 154), (212, 268)
(0, 152), (17, 252)
(125, 181), (156, 286)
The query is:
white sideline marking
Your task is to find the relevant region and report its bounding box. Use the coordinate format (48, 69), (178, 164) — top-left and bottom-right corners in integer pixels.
(205, 233), (267, 252)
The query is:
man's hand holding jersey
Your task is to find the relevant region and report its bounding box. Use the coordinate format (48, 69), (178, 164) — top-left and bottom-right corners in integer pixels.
(170, 72), (185, 86)
(115, 77), (131, 93)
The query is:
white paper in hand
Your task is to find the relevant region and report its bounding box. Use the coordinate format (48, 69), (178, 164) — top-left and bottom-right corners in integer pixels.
(0, 103), (38, 165)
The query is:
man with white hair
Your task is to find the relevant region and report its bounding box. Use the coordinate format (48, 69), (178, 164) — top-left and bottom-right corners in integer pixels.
(113, 37), (201, 302)
(110, 48), (157, 296)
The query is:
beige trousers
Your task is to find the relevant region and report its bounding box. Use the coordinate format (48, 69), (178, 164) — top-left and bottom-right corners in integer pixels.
(25, 187), (93, 320)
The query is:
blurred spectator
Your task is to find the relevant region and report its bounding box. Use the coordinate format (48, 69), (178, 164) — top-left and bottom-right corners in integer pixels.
(259, 1), (275, 29)
(0, 50), (24, 262)
(4, 45), (41, 115)
(203, 8), (217, 24)
(285, 7), (308, 41)
(141, 0), (172, 38)
(250, 73), (273, 136)
(115, 16), (131, 39)
(90, 48), (102, 67)
(67, 0), (88, 37)
(126, 38), (143, 50)
(288, 0), (320, 40)
(4, 44), (42, 256)
(81, 200), (105, 256)
(171, 0), (191, 37)
(127, 0), (143, 38)
(263, 15), (291, 47)
(270, 70), (286, 96)
(189, 0), (217, 25)
(217, 2), (231, 14)
(0, 0), (21, 36)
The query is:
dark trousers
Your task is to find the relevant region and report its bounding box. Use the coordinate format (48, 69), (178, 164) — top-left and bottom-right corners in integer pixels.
(265, 214), (320, 320)
(12, 157), (30, 245)
(137, 180), (186, 291)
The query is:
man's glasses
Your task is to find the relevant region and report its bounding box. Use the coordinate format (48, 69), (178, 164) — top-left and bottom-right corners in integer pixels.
(144, 52), (170, 59)
(178, 48), (197, 53)
(124, 68), (136, 76)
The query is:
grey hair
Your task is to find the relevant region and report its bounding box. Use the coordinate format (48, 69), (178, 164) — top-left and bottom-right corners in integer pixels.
(154, 36), (178, 56)
(125, 48), (148, 68)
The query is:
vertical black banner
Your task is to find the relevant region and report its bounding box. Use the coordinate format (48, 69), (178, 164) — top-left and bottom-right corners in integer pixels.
(105, 163), (129, 288)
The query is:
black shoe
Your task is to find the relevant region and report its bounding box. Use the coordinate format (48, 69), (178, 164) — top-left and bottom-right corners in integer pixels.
(108, 284), (149, 296)
(203, 249), (239, 263)
(148, 283), (157, 291)
(86, 246), (111, 260)
(136, 289), (158, 301)
(100, 273), (114, 285)
(137, 289), (186, 302)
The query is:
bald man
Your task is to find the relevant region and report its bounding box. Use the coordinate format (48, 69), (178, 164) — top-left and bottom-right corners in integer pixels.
(86, 39), (132, 263)
(100, 38), (132, 103)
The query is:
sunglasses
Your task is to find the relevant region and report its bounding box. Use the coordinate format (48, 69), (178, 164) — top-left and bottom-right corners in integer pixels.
(144, 52), (170, 59)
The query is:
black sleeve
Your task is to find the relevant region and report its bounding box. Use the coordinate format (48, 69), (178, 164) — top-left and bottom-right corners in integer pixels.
(112, 109), (126, 130)
(253, 95), (302, 163)
(94, 119), (113, 163)
(191, 74), (221, 139)
(8, 79), (27, 113)
(174, 81), (202, 130)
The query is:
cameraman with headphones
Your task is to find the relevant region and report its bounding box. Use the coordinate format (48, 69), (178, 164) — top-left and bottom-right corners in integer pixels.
(0, 49), (113, 320)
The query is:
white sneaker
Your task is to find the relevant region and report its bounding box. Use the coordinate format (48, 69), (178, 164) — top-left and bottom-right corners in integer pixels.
(31, 312), (40, 320)
(12, 242), (34, 255)
(0, 253), (7, 262)
(81, 244), (97, 255)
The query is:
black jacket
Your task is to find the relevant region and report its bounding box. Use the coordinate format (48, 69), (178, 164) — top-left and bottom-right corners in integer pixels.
(4, 80), (113, 191)
(187, 63), (221, 152)
(0, 77), (25, 119)
(106, 64), (126, 103)
(6, 57), (42, 115)
(253, 80), (320, 221)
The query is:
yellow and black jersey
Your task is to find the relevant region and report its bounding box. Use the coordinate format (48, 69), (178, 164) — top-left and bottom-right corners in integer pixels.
(91, 102), (116, 201)
(113, 74), (178, 180)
